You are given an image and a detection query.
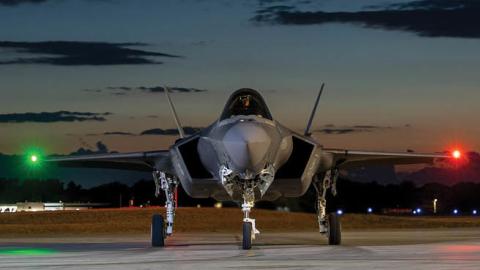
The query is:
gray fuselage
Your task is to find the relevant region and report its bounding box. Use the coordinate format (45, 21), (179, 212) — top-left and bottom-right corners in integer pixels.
(169, 89), (323, 202)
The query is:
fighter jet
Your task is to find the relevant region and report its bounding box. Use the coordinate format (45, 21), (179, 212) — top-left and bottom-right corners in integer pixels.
(43, 85), (459, 249)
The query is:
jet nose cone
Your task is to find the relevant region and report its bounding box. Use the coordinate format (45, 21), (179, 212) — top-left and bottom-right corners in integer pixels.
(223, 122), (271, 171)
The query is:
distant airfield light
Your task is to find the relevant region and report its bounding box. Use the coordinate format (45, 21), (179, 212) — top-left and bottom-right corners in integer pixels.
(452, 150), (462, 159)
(416, 208), (422, 214)
(412, 210), (417, 215)
(367, 207), (373, 213)
(336, 209), (343, 215)
(453, 209), (459, 215)
(473, 210), (477, 215)
(24, 147), (45, 168)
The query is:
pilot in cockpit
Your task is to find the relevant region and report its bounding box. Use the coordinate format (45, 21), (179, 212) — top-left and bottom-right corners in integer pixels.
(221, 90), (272, 120)
(232, 95), (257, 117)
(240, 95), (250, 109)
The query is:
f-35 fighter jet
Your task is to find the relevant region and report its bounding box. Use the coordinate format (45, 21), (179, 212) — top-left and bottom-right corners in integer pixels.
(46, 85), (458, 249)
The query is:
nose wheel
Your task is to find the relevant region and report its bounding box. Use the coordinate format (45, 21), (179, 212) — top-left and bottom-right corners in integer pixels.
(241, 189), (259, 250)
(242, 222), (252, 250)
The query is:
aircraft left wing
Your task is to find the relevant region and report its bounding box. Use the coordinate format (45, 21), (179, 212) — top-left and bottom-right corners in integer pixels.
(323, 149), (452, 169)
(46, 150), (171, 172)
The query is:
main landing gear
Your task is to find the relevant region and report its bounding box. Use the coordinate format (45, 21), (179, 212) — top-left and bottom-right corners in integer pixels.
(314, 169), (341, 245)
(151, 170), (178, 247)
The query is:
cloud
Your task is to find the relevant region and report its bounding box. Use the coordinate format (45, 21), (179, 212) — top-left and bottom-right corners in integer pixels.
(84, 127), (202, 137)
(103, 131), (135, 136)
(0, 41), (180, 66)
(84, 86), (207, 95)
(140, 127), (201, 136)
(316, 125), (393, 135)
(0, 0), (113, 6)
(144, 86), (207, 93)
(318, 128), (357, 135)
(0, 111), (110, 123)
(0, 0), (47, 6)
(253, 5), (296, 22)
(257, 0), (289, 5)
(86, 131), (136, 137)
(82, 89), (103, 93)
(252, 0), (480, 39)
(256, 0), (310, 6)
(70, 141), (111, 155)
(117, 86), (207, 93)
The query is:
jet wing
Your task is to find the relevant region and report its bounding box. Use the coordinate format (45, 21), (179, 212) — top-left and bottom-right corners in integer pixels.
(46, 150), (171, 172)
(323, 149), (451, 169)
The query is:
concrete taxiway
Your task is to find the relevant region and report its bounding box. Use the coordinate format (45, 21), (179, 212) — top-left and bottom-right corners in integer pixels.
(1, 229), (480, 269)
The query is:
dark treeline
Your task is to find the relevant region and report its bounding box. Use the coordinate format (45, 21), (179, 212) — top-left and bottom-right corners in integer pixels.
(0, 178), (215, 208)
(1, 178), (480, 214)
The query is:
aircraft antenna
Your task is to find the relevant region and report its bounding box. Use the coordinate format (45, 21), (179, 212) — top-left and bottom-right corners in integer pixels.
(164, 86), (185, 138)
(304, 83), (325, 136)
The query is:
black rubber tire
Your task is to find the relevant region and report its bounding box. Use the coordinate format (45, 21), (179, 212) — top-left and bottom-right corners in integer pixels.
(242, 222), (252, 250)
(328, 213), (341, 245)
(151, 214), (165, 247)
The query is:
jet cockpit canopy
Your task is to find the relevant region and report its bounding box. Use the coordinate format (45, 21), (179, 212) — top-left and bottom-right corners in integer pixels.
(220, 88), (272, 121)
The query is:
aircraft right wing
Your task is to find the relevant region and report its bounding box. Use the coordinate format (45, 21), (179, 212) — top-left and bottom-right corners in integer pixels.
(323, 149), (453, 169)
(46, 150), (172, 172)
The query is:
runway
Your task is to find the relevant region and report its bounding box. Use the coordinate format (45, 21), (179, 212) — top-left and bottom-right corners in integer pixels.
(1, 229), (480, 269)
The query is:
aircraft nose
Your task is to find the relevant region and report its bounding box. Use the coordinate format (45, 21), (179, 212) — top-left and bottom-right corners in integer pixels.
(222, 122), (271, 171)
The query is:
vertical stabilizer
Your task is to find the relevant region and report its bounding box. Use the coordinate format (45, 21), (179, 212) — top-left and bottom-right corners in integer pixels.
(164, 86), (185, 138)
(304, 83), (325, 136)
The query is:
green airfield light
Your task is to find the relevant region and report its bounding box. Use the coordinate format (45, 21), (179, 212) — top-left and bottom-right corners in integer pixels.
(26, 153), (42, 167)
(20, 146), (52, 177)
(0, 248), (56, 256)
(24, 147), (45, 168)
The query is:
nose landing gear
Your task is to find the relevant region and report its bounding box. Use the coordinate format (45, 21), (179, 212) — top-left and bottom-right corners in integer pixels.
(220, 164), (274, 250)
(241, 188), (259, 250)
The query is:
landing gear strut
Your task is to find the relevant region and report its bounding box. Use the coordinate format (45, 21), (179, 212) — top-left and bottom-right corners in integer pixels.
(219, 164), (275, 250)
(151, 170), (178, 247)
(313, 169), (341, 245)
(241, 188), (259, 250)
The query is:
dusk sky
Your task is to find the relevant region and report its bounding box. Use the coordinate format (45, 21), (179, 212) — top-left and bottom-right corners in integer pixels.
(0, 0), (479, 155)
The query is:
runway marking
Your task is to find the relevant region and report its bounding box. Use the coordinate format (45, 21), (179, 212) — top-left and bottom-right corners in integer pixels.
(0, 247), (56, 256)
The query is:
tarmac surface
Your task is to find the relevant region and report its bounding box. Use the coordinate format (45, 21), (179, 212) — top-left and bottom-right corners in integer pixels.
(1, 229), (480, 269)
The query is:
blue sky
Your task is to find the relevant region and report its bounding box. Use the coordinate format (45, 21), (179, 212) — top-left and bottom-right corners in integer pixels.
(0, 0), (478, 154)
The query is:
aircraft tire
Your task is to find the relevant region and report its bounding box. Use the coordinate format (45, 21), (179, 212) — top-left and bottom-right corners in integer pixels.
(242, 222), (252, 250)
(151, 214), (165, 247)
(328, 213), (341, 245)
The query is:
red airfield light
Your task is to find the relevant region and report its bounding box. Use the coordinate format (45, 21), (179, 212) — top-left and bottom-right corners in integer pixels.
(452, 150), (462, 159)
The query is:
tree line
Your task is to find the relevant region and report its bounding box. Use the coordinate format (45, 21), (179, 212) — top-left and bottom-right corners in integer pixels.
(1, 178), (480, 214)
